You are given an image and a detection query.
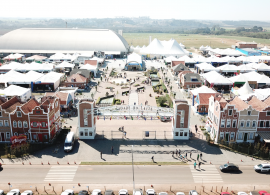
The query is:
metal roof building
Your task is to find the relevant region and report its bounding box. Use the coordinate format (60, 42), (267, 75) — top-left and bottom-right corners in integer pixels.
(0, 28), (129, 57)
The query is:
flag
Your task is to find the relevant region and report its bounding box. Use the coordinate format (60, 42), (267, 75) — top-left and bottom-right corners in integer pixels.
(151, 116), (152, 120)
(110, 116), (112, 120)
(131, 116), (133, 120)
(104, 116), (105, 120)
(144, 117), (146, 121)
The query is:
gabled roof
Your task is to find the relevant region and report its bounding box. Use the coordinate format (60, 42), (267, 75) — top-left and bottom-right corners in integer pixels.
(70, 69), (91, 78)
(198, 93), (216, 105)
(263, 96), (270, 106)
(67, 73), (87, 83)
(1, 96), (22, 113)
(229, 96), (249, 111)
(184, 73), (201, 82)
(21, 98), (40, 114)
(0, 97), (6, 105)
(172, 64), (189, 72)
(45, 92), (68, 104)
(248, 96), (267, 111)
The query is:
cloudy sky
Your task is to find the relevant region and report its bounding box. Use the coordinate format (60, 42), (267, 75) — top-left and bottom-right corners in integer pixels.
(1, 0), (269, 20)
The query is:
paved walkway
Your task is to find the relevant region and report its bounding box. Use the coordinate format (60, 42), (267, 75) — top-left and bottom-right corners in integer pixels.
(129, 90), (138, 105)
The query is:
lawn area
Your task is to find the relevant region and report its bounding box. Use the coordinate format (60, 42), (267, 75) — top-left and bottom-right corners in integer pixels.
(123, 33), (270, 49)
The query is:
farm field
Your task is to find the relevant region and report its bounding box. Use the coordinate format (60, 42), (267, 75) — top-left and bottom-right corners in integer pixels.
(123, 33), (270, 49)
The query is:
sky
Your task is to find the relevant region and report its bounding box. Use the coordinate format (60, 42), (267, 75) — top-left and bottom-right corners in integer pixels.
(1, 0), (270, 21)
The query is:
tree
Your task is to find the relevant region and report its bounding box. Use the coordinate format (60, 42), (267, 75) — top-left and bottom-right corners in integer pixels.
(158, 96), (167, 107)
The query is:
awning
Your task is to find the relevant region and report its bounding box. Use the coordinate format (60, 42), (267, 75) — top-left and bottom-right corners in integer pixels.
(257, 132), (270, 143)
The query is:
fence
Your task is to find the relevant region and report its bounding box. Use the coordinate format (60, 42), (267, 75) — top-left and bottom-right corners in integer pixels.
(217, 140), (270, 159)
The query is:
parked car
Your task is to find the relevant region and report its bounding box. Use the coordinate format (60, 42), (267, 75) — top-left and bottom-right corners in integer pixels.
(105, 190), (114, 195)
(159, 193), (168, 195)
(21, 191), (33, 195)
(254, 164), (270, 172)
(64, 132), (75, 152)
(146, 189), (155, 195)
(7, 189), (20, 195)
(118, 190), (128, 195)
(0, 190), (4, 195)
(133, 189), (143, 195)
(219, 163), (239, 172)
(221, 192), (231, 195)
(92, 189), (102, 195)
(61, 190), (74, 195)
(189, 190), (198, 195)
(78, 190), (89, 195)
(160, 116), (171, 122)
(176, 192), (185, 195)
(238, 192), (248, 195)
(259, 191), (268, 195)
(250, 191), (260, 195)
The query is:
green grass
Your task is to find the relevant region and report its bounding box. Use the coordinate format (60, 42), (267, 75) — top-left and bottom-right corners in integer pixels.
(80, 162), (188, 165)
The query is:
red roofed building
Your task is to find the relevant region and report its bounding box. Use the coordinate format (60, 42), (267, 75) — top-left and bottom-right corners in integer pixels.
(195, 93), (218, 114)
(65, 73), (89, 89)
(45, 91), (73, 112)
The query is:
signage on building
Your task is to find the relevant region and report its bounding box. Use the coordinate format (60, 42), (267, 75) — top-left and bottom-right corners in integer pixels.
(11, 135), (27, 145)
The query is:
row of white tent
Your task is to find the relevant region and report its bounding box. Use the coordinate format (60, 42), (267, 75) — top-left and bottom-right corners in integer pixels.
(196, 62), (270, 72)
(201, 71), (270, 85)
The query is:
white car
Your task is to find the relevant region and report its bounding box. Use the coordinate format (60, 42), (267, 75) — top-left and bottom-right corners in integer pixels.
(119, 189), (128, 195)
(238, 192), (248, 195)
(176, 192), (185, 195)
(133, 189), (143, 195)
(7, 189), (20, 195)
(0, 190), (4, 195)
(21, 191), (33, 195)
(92, 189), (102, 195)
(254, 164), (270, 172)
(61, 190), (74, 195)
(159, 193), (168, 195)
(189, 190), (198, 195)
(146, 189), (155, 195)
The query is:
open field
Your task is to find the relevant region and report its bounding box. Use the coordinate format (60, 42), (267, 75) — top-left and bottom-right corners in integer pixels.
(123, 33), (270, 49)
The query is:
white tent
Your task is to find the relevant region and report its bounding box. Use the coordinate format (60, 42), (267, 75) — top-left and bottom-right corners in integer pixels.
(164, 56), (178, 63)
(3, 85), (31, 102)
(237, 64), (255, 72)
(26, 55), (47, 61)
(190, 86), (217, 96)
(3, 53), (24, 60)
(55, 61), (75, 69)
(201, 71), (233, 85)
(257, 74), (270, 84)
(126, 53), (142, 64)
(195, 63), (217, 72)
(229, 74), (250, 83)
(237, 82), (254, 96)
(179, 43), (185, 49)
(0, 62), (22, 71)
(80, 64), (97, 76)
(215, 64), (239, 72)
(260, 46), (270, 52)
(252, 62), (270, 71)
(178, 56), (196, 63)
(36, 72), (64, 89)
(91, 56), (105, 64)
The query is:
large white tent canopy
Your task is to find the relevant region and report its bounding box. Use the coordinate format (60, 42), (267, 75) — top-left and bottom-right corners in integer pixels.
(190, 85), (217, 96)
(201, 71), (233, 85)
(55, 61), (75, 69)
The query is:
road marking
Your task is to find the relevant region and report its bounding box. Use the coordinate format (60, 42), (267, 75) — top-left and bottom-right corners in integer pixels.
(44, 166), (78, 182)
(189, 165), (223, 183)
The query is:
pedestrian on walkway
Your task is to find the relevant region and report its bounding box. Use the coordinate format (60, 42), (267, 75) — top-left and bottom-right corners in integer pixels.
(111, 146), (114, 154)
(172, 151), (174, 157)
(200, 153), (202, 159)
(199, 162), (202, 169)
(175, 149), (178, 156)
(190, 152), (192, 158)
(151, 156), (154, 162)
(197, 154), (199, 161)
(100, 151), (102, 159)
(186, 152), (187, 159)
(196, 128), (198, 133)
(179, 149), (181, 155)
(124, 131), (126, 138)
(194, 161), (197, 169)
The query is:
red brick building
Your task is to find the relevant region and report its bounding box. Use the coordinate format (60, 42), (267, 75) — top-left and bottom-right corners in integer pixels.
(65, 73), (88, 89)
(236, 42), (257, 49)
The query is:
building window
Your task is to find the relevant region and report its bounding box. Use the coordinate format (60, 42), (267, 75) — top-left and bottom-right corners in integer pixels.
(267, 111), (270, 116)
(18, 121), (22, 128)
(184, 132), (187, 136)
(14, 132), (18, 136)
(249, 132), (254, 140)
(226, 119), (231, 128)
(248, 111), (251, 115)
(246, 121), (250, 128)
(240, 121), (244, 127)
(23, 121), (28, 128)
(42, 122), (46, 127)
(33, 122), (37, 127)
(0, 120), (3, 127)
(89, 131), (93, 136)
(232, 120), (237, 128)
(4, 120), (9, 127)
(17, 111), (22, 117)
(238, 132), (243, 140)
(44, 135), (48, 139)
(230, 132), (235, 140)
(83, 109), (88, 126)
(228, 110), (232, 116)
(180, 132), (183, 136)
(260, 121), (264, 127)
(266, 121), (270, 128)
(13, 121), (17, 128)
(84, 129), (88, 136)
(25, 133), (29, 139)
(252, 121), (256, 128)
(33, 134), (37, 140)
(6, 132), (10, 139)
(0, 111), (2, 117)
(221, 120), (225, 128)
(175, 132), (179, 136)
(80, 131), (83, 136)
(220, 132), (224, 140)
(180, 123), (184, 128)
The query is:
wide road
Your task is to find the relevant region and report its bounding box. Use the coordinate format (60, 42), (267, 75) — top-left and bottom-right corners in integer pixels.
(0, 165), (269, 184)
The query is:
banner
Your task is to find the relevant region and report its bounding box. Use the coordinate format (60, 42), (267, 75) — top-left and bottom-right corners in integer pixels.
(11, 135), (27, 146)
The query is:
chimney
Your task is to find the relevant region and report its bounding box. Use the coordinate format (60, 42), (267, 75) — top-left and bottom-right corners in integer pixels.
(149, 36), (152, 44)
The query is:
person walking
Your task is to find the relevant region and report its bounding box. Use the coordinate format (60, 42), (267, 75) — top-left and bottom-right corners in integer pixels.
(199, 162), (202, 169)
(111, 146), (114, 154)
(151, 156), (154, 162)
(100, 151), (102, 159)
(194, 161), (197, 169)
(172, 151), (174, 157)
(197, 154), (199, 161)
(179, 149), (181, 155)
(124, 131), (127, 138)
(190, 152), (192, 158)
(186, 152), (187, 159)
(200, 153), (202, 159)
(175, 149), (178, 156)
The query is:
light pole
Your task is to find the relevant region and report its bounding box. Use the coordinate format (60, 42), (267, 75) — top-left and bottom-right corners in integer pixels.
(132, 145), (135, 193)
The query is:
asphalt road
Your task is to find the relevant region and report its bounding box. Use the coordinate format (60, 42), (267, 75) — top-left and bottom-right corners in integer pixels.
(0, 165), (269, 184)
